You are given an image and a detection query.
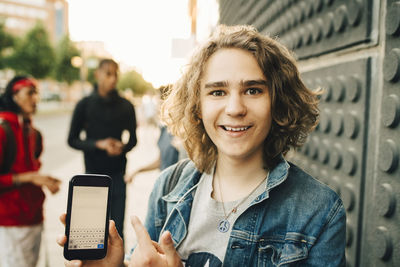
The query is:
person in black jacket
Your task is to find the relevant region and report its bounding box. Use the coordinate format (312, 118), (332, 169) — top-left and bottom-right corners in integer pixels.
(67, 59), (137, 238)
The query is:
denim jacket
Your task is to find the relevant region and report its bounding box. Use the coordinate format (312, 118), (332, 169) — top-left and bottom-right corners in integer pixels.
(142, 156), (346, 266)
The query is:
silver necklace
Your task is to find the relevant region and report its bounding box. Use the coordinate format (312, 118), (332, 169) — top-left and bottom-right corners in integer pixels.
(216, 173), (267, 233)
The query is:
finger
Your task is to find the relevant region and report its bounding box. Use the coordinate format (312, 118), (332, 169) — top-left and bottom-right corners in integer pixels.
(54, 185), (61, 193)
(65, 260), (82, 267)
(160, 231), (181, 266)
(60, 213), (66, 225)
(131, 215), (155, 253)
(108, 220), (123, 246)
(56, 234), (67, 246)
(51, 187), (60, 194)
(48, 184), (60, 194)
(109, 149), (118, 156)
(124, 176), (132, 183)
(111, 138), (122, 146)
(47, 176), (61, 182)
(44, 177), (61, 191)
(110, 148), (122, 156)
(52, 177), (62, 183)
(152, 240), (165, 254)
(53, 182), (61, 191)
(48, 182), (57, 192)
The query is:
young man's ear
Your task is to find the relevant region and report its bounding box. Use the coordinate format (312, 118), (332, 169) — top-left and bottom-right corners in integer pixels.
(12, 92), (19, 105)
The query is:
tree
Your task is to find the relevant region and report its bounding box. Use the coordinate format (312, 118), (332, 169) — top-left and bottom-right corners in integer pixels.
(8, 22), (55, 78)
(85, 57), (98, 86)
(53, 35), (80, 84)
(0, 22), (15, 69)
(117, 70), (154, 95)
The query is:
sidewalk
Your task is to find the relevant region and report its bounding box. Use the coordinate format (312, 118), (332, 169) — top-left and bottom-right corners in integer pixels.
(38, 125), (161, 266)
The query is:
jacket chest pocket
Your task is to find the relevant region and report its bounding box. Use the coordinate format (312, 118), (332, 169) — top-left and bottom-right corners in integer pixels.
(257, 238), (309, 267)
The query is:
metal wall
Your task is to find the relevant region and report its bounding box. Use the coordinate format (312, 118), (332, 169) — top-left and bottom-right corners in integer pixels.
(218, 0), (399, 266)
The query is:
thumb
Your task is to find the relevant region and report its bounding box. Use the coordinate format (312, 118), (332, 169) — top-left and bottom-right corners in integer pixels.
(124, 174), (133, 183)
(108, 220), (123, 247)
(160, 231), (182, 266)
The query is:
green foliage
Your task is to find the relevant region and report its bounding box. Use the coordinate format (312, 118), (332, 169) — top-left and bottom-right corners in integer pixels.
(117, 70), (154, 96)
(0, 22), (15, 69)
(53, 35), (80, 84)
(85, 57), (98, 86)
(0, 21), (155, 94)
(8, 22), (55, 79)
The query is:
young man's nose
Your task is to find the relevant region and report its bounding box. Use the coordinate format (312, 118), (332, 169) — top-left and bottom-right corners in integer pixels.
(225, 94), (246, 116)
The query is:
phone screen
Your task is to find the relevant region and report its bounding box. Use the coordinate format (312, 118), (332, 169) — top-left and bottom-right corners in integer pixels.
(64, 174), (112, 260)
(68, 186), (108, 250)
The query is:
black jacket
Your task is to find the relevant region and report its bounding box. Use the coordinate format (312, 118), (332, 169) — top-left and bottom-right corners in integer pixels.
(67, 88), (137, 175)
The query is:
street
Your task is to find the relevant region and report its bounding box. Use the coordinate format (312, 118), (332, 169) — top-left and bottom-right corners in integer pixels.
(34, 110), (161, 267)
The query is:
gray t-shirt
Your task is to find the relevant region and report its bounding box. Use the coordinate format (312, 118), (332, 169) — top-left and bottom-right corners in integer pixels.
(177, 170), (267, 266)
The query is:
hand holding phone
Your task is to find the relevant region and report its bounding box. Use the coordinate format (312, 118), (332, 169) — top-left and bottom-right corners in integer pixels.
(57, 214), (124, 267)
(64, 174), (112, 260)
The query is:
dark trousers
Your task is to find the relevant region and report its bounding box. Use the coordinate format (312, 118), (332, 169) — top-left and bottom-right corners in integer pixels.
(109, 172), (126, 239)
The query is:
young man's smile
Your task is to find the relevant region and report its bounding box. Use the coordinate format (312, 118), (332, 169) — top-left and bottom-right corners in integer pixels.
(200, 48), (272, 162)
(218, 124), (253, 139)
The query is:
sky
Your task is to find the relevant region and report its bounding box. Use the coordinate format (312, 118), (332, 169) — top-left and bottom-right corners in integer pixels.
(67, 0), (193, 88)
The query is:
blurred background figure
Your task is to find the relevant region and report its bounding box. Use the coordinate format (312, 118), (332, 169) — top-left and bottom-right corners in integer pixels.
(140, 93), (158, 128)
(0, 76), (61, 267)
(67, 59), (137, 239)
(125, 85), (187, 183)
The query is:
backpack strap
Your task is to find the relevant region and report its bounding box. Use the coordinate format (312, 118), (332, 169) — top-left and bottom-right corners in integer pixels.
(157, 158), (191, 238)
(165, 158), (191, 194)
(0, 118), (17, 174)
(33, 128), (43, 158)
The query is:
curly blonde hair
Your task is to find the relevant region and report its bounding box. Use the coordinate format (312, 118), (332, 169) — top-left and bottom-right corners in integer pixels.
(162, 25), (320, 173)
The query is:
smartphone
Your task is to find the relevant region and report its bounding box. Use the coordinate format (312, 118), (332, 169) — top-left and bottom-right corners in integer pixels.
(64, 174), (112, 260)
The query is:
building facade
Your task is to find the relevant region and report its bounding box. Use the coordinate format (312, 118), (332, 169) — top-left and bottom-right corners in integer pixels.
(218, 0), (399, 266)
(0, 0), (68, 42)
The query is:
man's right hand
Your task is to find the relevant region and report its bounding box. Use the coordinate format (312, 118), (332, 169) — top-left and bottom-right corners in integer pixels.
(128, 216), (183, 267)
(57, 214), (125, 267)
(96, 138), (123, 156)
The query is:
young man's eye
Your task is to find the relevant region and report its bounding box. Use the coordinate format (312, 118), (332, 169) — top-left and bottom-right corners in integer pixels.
(28, 89), (38, 96)
(211, 90), (225, 96)
(246, 88), (262, 95)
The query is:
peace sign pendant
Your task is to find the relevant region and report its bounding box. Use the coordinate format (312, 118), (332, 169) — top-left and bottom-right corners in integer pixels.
(217, 219), (230, 233)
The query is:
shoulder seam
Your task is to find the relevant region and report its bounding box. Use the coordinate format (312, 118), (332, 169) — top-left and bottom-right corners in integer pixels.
(325, 197), (344, 227)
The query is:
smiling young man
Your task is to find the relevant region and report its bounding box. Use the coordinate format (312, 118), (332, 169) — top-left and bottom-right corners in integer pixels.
(59, 25), (346, 267)
(0, 76), (61, 267)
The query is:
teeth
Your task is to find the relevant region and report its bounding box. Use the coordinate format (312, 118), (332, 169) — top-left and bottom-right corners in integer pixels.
(225, 126), (249, 131)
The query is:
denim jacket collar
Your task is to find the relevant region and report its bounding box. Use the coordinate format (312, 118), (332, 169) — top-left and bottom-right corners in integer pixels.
(160, 155), (290, 247)
(163, 154), (290, 204)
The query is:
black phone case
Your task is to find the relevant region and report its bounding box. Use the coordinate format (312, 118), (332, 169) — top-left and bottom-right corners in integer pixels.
(63, 174), (112, 260)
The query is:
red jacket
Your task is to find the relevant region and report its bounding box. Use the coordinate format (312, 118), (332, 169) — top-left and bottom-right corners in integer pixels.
(0, 111), (45, 226)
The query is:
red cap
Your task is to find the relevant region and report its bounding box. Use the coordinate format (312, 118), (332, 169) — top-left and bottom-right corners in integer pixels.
(12, 78), (37, 93)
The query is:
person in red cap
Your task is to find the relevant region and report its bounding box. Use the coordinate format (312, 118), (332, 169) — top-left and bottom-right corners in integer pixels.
(0, 75), (61, 267)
